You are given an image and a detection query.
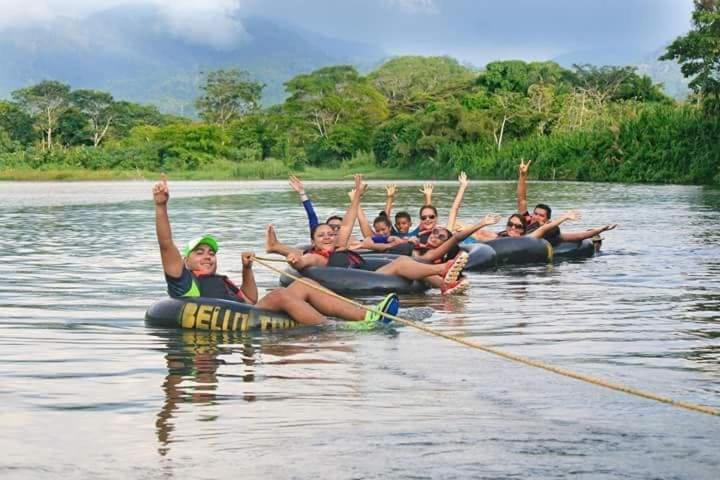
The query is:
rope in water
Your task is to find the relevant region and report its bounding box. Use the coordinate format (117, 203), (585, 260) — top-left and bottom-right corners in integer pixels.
(252, 256), (720, 417)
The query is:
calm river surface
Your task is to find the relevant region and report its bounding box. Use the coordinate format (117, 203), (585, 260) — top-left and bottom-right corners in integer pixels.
(1, 180), (718, 479)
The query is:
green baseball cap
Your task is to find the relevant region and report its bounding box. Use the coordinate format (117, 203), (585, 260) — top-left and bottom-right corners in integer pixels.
(182, 234), (219, 257)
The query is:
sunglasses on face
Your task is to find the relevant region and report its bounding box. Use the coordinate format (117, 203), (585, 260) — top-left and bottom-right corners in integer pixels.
(328, 224), (341, 231)
(431, 228), (449, 240)
(507, 222), (525, 230)
(420, 214), (436, 221)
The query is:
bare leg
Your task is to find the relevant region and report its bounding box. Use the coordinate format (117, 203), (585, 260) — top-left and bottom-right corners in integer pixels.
(425, 275), (444, 288)
(256, 279), (366, 325)
(376, 255), (445, 279)
(266, 224), (302, 257)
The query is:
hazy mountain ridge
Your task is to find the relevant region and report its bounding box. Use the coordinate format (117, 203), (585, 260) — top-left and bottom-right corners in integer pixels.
(0, 6), (690, 116)
(0, 6), (387, 114)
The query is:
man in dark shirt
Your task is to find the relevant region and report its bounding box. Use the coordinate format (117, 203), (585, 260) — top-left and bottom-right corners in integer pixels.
(516, 159), (616, 245)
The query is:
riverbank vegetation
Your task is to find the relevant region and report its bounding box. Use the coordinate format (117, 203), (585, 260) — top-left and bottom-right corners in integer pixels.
(1, 2), (718, 184)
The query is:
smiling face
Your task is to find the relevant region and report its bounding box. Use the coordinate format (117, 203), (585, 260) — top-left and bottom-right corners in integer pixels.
(531, 206), (550, 225)
(506, 214), (526, 237)
(395, 216), (412, 233)
(185, 244), (218, 274)
(374, 221), (391, 237)
(419, 206), (438, 231)
(312, 224), (336, 251)
(427, 227), (451, 248)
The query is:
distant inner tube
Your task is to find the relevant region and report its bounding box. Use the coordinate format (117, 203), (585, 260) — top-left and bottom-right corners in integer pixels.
(145, 297), (300, 332)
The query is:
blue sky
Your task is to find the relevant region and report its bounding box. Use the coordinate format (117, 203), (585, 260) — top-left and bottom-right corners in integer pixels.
(0, 0), (694, 64)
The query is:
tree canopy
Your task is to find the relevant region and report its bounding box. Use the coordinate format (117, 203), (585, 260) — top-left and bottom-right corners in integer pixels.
(661, 0), (720, 113)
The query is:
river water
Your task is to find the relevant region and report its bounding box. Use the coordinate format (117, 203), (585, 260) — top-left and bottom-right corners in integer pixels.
(0, 180), (718, 479)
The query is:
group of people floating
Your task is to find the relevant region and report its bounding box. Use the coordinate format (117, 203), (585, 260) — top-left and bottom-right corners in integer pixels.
(153, 160), (617, 329)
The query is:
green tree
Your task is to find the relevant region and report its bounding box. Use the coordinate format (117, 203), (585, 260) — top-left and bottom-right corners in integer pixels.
(56, 108), (92, 146)
(0, 101), (35, 146)
(70, 89), (115, 147)
(196, 69), (264, 127)
(368, 56), (475, 109)
(284, 66), (389, 162)
(11, 80), (71, 149)
(661, 0), (720, 113)
(478, 61), (572, 94)
(570, 65), (668, 104)
(111, 101), (176, 138)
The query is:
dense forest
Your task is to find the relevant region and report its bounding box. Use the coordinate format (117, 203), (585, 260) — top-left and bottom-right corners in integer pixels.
(1, 2), (719, 184)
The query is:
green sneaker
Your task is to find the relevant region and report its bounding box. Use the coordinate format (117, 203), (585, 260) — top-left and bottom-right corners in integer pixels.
(343, 293), (399, 331)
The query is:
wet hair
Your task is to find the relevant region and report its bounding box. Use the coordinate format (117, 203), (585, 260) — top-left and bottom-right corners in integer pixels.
(326, 215), (343, 224)
(310, 223), (331, 241)
(507, 213), (527, 232)
(534, 203), (552, 219)
(419, 205), (438, 217)
(373, 211), (392, 230)
(395, 211), (411, 223)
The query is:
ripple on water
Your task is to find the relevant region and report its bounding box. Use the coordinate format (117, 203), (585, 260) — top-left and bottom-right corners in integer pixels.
(0, 181), (718, 479)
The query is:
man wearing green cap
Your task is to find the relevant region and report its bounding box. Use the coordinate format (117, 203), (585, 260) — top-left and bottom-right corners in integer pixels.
(153, 175), (398, 328)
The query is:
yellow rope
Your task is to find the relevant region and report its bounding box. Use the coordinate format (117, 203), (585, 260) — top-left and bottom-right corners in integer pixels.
(253, 256), (720, 417)
(253, 255), (291, 263)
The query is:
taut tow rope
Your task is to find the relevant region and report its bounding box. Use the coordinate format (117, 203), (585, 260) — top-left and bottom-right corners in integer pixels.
(252, 256), (719, 417)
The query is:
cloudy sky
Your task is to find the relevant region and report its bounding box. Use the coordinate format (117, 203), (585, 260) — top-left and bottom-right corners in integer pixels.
(0, 0), (694, 64)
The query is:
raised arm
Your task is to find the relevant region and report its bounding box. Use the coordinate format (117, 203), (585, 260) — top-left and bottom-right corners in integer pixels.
(289, 175), (319, 232)
(419, 182), (434, 206)
(335, 174), (365, 249)
(384, 184), (397, 217)
(561, 224), (618, 242)
(517, 159), (531, 215)
(348, 187), (373, 238)
(420, 214), (501, 263)
(153, 174), (183, 278)
(529, 210), (580, 239)
(446, 171), (469, 231)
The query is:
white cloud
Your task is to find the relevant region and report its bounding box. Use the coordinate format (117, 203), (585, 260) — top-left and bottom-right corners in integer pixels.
(0, 0), (253, 48)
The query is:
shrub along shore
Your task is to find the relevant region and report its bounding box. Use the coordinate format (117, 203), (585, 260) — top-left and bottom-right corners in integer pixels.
(2, 57), (719, 184)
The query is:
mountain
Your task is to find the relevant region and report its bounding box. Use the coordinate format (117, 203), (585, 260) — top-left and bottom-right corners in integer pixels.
(0, 6), (386, 115)
(552, 47), (690, 99)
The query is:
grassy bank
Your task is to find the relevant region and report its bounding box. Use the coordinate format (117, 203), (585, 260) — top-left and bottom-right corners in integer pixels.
(0, 158), (422, 181)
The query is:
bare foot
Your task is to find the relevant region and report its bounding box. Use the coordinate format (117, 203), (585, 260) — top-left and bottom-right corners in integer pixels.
(266, 224), (279, 254)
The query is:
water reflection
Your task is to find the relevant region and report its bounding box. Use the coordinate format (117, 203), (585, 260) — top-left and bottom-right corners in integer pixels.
(152, 328), (356, 457)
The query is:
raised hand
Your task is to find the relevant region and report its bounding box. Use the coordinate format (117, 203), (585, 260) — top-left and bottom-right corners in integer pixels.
(518, 158), (532, 176)
(481, 213), (501, 226)
(458, 171), (468, 188)
(353, 173), (364, 192)
(385, 184), (397, 197)
(419, 183), (434, 196)
(152, 173), (169, 205)
(562, 210), (581, 222)
(288, 175), (305, 194)
(348, 183), (369, 200)
(602, 224), (618, 232)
